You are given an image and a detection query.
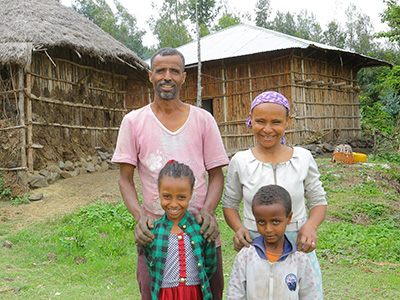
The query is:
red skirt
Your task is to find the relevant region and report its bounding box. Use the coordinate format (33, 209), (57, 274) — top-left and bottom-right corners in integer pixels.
(158, 285), (203, 300)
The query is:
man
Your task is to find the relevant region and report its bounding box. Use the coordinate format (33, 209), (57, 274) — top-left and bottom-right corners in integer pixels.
(112, 47), (229, 300)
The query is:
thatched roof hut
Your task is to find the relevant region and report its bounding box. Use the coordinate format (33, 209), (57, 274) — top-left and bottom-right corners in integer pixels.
(0, 0), (150, 191)
(0, 0), (148, 72)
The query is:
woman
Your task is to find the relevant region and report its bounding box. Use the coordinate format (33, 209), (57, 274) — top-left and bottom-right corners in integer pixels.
(222, 91), (327, 299)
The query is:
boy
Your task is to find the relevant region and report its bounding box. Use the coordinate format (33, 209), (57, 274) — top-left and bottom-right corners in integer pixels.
(227, 185), (318, 299)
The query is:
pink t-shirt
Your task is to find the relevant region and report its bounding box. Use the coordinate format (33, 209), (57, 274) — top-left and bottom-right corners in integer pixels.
(112, 104), (229, 219)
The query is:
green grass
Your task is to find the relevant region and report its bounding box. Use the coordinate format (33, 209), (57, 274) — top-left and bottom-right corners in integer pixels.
(1, 159), (400, 299)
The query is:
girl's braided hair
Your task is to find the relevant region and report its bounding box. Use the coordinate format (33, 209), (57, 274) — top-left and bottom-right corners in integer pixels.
(157, 160), (195, 190)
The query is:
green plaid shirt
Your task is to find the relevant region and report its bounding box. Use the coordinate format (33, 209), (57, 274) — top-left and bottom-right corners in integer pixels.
(143, 211), (216, 300)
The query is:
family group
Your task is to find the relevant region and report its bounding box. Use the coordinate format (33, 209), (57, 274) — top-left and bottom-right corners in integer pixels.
(111, 47), (327, 300)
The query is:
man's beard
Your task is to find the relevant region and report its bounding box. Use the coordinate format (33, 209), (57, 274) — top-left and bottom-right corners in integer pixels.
(155, 81), (178, 100)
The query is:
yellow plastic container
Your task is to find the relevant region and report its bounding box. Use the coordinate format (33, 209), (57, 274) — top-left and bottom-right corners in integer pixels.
(353, 152), (367, 163)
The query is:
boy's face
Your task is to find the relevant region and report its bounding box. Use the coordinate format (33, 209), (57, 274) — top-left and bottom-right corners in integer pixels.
(159, 176), (192, 226)
(253, 202), (292, 249)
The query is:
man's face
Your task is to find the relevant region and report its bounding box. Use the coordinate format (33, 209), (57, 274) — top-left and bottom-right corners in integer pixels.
(149, 54), (187, 100)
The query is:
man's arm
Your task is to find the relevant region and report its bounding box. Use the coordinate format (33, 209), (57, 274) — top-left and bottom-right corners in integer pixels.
(118, 163), (154, 246)
(195, 166), (224, 242)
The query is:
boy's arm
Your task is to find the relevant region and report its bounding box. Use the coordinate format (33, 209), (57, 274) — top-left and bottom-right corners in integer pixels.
(298, 254), (318, 299)
(226, 250), (247, 300)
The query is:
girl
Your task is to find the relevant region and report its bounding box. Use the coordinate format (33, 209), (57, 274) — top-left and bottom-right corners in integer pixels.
(222, 91), (327, 299)
(143, 160), (216, 300)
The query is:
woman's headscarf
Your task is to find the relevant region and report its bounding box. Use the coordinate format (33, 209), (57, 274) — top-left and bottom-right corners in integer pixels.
(246, 91), (291, 145)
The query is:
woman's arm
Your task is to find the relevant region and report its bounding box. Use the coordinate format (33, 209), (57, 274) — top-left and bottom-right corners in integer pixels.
(223, 207), (253, 251)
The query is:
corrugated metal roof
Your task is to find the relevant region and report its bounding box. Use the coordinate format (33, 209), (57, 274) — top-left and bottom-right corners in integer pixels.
(175, 23), (390, 68)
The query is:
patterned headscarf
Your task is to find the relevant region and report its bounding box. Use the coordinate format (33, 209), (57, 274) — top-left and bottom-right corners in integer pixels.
(246, 91), (291, 144)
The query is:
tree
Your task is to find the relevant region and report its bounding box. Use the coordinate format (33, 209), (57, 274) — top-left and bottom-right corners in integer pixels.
(148, 0), (192, 48)
(295, 9), (322, 42)
(268, 11), (297, 36)
(71, 0), (147, 58)
(345, 4), (376, 54)
(255, 0), (271, 28)
(213, 13), (240, 31)
(322, 21), (347, 48)
(376, 0), (400, 45)
(185, 0), (221, 36)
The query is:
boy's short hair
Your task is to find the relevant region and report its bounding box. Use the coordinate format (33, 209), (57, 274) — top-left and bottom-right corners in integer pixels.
(252, 185), (292, 217)
(150, 47), (185, 71)
(157, 160), (195, 191)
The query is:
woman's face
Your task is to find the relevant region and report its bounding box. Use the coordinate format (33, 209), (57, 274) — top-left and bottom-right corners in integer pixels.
(250, 102), (290, 150)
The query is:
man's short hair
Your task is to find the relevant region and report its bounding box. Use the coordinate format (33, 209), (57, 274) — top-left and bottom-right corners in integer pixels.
(150, 47), (185, 70)
(252, 185), (292, 217)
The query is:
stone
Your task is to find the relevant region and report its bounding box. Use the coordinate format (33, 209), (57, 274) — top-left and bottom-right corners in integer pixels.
(86, 162), (95, 173)
(46, 164), (62, 174)
(79, 158), (88, 168)
(70, 169), (79, 177)
(87, 155), (93, 162)
(3, 240), (13, 248)
(47, 252), (57, 261)
(95, 165), (101, 172)
(13, 286), (21, 293)
(108, 161), (119, 170)
(58, 161), (65, 169)
(74, 257), (87, 264)
(99, 151), (108, 161)
(64, 161), (74, 171)
(100, 161), (109, 172)
(29, 175), (49, 188)
(92, 156), (99, 166)
(60, 171), (72, 179)
(39, 170), (51, 178)
(29, 193), (44, 201)
(79, 167), (87, 175)
(322, 143), (335, 152)
(47, 172), (60, 184)
(6, 161), (18, 168)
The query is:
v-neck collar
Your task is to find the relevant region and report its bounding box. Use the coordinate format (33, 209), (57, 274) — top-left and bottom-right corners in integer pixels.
(149, 104), (192, 135)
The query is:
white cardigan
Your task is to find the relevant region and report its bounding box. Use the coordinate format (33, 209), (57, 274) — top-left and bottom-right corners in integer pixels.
(222, 147), (327, 232)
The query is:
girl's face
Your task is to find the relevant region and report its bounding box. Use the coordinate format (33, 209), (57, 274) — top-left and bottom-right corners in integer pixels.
(250, 103), (290, 150)
(253, 202), (292, 249)
(159, 176), (193, 225)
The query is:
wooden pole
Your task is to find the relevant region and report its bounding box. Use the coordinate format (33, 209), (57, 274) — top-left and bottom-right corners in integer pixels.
(18, 66), (27, 170)
(26, 66), (33, 171)
(195, 0), (202, 107)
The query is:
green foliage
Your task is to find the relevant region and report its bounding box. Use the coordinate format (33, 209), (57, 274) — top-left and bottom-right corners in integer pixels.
(0, 173), (13, 201)
(213, 12), (240, 31)
(318, 221), (400, 262)
(149, 0), (193, 48)
(255, 0), (271, 28)
(185, 0), (220, 29)
(0, 172), (30, 204)
(71, 0), (147, 58)
(57, 201), (136, 258)
(376, 0), (400, 45)
(322, 21), (347, 48)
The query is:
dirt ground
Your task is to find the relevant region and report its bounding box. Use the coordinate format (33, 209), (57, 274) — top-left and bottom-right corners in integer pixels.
(0, 169), (142, 229)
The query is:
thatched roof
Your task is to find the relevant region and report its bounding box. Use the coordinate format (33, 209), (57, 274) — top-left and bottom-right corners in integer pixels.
(0, 0), (148, 71)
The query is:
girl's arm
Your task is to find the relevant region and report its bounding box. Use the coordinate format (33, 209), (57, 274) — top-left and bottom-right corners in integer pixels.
(204, 240), (217, 278)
